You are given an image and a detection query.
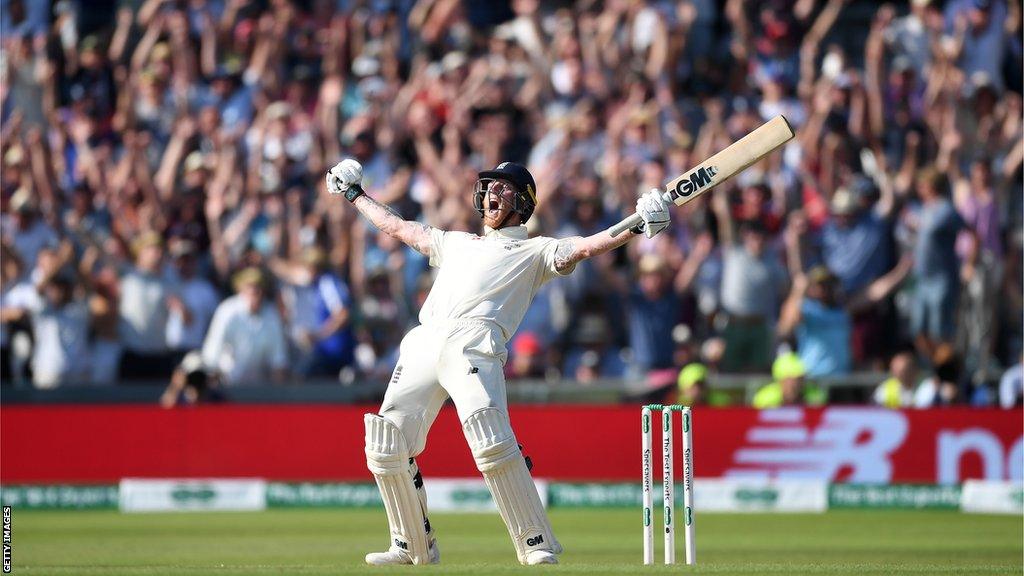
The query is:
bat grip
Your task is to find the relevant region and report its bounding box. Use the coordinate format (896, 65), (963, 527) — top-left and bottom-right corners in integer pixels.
(608, 213), (643, 238)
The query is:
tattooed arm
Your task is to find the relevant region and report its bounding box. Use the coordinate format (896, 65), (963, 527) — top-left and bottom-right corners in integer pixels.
(553, 228), (638, 273)
(352, 195), (434, 257)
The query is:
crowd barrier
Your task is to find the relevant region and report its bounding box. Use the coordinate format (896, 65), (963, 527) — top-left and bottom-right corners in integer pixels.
(2, 405), (1020, 484)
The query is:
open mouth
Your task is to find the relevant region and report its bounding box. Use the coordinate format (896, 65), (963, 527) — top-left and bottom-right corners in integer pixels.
(487, 198), (501, 215)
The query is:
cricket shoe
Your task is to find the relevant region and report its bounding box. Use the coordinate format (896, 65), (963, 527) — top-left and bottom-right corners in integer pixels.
(364, 539), (440, 566)
(523, 550), (558, 565)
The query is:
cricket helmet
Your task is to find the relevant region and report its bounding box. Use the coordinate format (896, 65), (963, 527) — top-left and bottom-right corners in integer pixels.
(474, 162), (538, 224)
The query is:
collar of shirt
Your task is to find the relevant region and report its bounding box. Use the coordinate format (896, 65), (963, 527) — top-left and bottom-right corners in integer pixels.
(483, 225), (528, 240)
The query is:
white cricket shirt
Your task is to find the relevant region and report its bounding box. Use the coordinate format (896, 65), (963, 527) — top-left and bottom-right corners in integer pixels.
(419, 225), (575, 342)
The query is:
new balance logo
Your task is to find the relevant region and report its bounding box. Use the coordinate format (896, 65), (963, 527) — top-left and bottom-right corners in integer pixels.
(725, 407), (907, 482)
(526, 535), (544, 547)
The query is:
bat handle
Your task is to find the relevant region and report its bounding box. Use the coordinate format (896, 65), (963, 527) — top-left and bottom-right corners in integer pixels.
(608, 213), (643, 238)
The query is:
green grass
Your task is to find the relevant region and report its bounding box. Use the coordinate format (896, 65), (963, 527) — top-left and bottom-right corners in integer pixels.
(7, 509), (1022, 575)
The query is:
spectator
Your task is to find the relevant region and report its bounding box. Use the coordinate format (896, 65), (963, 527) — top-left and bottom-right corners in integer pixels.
(201, 267), (288, 386)
(914, 344), (964, 408)
(352, 265), (407, 379)
(0, 243), (31, 383)
(885, 0), (941, 73)
(562, 314), (625, 382)
(779, 259), (913, 378)
(11, 269), (91, 389)
(713, 191), (788, 372)
(998, 356), (1023, 408)
(953, 156), (1003, 377)
(85, 255), (121, 385)
(165, 239), (220, 358)
(944, 0), (1008, 90)
(118, 231), (177, 380)
(271, 247), (354, 377)
(675, 363), (707, 407)
(778, 266), (852, 378)
(508, 331), (546, 380)
(874, 351), (919, 408)
(818, 184), (899, 365)
(624, 254), (681, 375)
(160, 351), (224, 408)
(908, 168), (965, 359)
(2, 189), (58, 271)
(752, 352), (826, 409)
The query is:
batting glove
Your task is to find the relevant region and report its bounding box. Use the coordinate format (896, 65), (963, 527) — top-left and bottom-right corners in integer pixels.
(326, 159), (364, 202)
(631, 188), (670, 238)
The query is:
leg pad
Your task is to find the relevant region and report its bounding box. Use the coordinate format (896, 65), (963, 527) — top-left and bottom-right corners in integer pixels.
(365, 414), (430, 564)
(462, 408), (562, 563)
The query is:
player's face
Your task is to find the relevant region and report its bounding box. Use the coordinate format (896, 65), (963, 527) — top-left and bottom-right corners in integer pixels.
(482, 180), (518, 229)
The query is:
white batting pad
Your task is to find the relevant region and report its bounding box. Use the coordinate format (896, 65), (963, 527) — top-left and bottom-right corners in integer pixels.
(462, 408), (562, 563)
(364, 414), (430, 564)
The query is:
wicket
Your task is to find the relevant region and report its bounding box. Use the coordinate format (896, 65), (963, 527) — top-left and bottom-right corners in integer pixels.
(641, 404), (695, 566)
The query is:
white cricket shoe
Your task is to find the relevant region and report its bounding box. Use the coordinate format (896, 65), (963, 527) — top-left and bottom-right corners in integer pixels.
(364, 540), (440, 566)
(524, 550), (558, 565)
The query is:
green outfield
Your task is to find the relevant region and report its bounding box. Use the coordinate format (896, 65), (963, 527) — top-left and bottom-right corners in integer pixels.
(8, 509), (1022, 575)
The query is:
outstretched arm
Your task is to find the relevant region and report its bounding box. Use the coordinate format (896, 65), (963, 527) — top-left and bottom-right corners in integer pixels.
(553, 229), (638, 273)
(351, 194), (434, 257)
(327, 159), (434, 257)
(554, 187), (670, 272)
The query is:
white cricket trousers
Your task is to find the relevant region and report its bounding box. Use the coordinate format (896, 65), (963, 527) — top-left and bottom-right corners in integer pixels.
(379, 319), (509, 456)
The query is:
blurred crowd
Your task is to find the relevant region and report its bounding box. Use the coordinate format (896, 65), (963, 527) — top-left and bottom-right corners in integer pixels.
(0, 0), (1021, 408)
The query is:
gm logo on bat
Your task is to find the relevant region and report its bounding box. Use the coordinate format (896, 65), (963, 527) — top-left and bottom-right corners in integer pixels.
(672, 165), (719, 200)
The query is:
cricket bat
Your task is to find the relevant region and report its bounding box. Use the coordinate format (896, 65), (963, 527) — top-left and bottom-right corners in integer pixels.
(609, 115), (795, 237)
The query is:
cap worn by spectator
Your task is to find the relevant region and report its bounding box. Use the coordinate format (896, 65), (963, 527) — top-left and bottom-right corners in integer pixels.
(352, 55), (380, 78)
(4, 146), (24, 167)
(807, 265), (838, 287)
(830, 188), (859, 216)
(232, 267), (266, 292)
(183, 152), (206, 174)
(131, 231), (163, 256)
(513, 332), (542, 357)
(753, 352), (810, 409)
(151, 42), (171, 63)
(574, 315), (611, 346)
(441, 51), (468, 74)
(966, 71), (999, 99)
(169, 239), (197, 259)
(892, 56), (914, 74)
(772, 352), (807, 381)
(678, 363), (708, 390)
(80, 35), (101, 54)
(301, 246), (328, 271)
(9, 188), (34, 213)
(638, 253), (667, 275)
(265, 102), (292, 122)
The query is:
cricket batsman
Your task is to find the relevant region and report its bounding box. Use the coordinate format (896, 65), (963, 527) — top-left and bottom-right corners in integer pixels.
(326, 159), (671, 565)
